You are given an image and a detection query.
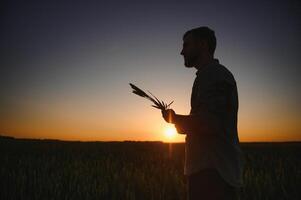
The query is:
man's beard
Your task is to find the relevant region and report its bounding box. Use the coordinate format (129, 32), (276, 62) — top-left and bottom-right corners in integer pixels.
(184, 55), (198, 68)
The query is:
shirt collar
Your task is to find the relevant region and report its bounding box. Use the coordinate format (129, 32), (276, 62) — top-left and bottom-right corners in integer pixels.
(196, 58), (219, 76)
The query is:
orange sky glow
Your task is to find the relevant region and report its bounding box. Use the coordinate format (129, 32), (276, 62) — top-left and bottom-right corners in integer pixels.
(1, 94), (300, 142)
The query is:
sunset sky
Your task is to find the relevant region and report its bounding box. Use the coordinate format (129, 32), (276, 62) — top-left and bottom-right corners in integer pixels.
(1, 0), (300, 142)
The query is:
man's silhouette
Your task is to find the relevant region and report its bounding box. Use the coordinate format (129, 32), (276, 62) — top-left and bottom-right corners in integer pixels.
(162, 27), (244, 200)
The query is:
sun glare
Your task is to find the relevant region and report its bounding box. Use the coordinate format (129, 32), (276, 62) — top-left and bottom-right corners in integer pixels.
(164, 124), (177, 140)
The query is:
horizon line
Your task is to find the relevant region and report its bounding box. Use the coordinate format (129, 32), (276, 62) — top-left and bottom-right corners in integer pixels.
(1, 135), (301, 144)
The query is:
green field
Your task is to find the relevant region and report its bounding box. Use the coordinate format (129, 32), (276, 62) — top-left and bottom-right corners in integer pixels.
(0, 136), (300, 200)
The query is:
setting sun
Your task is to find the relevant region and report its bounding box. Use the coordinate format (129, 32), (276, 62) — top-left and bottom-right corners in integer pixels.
(164, 124), (177, 140)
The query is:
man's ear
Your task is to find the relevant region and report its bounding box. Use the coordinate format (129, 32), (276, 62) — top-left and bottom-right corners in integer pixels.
(197, 39), (207, 49)
(200, 40), (211, 53)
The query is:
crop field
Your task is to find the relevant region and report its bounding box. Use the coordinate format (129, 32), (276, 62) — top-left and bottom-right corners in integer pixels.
(0, 137), (300, 200)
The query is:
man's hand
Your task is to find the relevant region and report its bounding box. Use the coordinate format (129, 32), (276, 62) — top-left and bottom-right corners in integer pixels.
(162, 109), (187, 134)
(161, 109), (176, 124)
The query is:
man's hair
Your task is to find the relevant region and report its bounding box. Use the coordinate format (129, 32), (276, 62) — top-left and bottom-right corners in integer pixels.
(183, 26), (216, 55)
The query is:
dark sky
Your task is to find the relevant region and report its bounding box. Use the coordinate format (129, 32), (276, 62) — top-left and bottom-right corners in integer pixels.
(1, 0), (300, 141)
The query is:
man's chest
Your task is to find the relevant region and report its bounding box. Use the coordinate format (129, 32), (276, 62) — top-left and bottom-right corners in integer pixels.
(190, 76), (206, 114)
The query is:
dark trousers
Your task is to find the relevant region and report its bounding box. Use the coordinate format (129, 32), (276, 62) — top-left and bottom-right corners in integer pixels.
(187, 169), (238, 200)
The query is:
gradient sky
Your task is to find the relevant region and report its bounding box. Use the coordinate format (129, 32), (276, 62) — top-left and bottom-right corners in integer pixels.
(1, 0), (300, 142)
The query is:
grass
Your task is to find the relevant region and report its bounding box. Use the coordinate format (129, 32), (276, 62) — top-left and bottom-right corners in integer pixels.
(0, 137), (300, 200)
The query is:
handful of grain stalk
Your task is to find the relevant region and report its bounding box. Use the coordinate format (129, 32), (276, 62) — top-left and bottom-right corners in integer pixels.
(129, 83), (173, 111)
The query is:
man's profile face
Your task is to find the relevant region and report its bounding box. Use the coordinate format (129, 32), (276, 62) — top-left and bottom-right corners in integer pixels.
(180, 34), (201, 68)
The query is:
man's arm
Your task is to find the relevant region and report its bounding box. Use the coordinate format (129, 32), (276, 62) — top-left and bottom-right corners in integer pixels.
(168, 109), (218, 135)
(163, 80), (235, 135)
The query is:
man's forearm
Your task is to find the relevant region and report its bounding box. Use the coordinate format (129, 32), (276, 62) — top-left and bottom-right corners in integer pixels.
(173, 112), (217, 135)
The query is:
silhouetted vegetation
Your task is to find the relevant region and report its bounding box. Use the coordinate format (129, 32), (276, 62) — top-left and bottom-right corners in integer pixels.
(0, 137), (300, 199)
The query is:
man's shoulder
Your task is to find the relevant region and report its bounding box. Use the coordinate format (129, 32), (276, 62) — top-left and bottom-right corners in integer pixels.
(202, 62), (236, 85)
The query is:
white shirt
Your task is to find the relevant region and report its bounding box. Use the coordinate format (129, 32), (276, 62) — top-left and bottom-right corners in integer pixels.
(184, 59), (245, 187)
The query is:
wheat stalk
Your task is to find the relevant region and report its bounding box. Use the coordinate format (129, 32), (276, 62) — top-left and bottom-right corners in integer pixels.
(129, 83), (173, 111)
